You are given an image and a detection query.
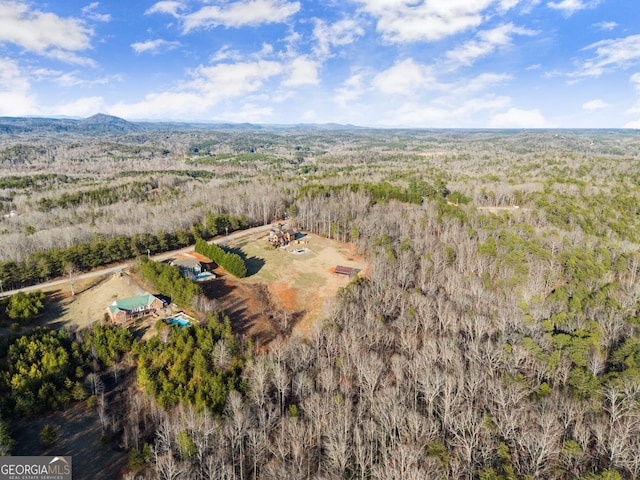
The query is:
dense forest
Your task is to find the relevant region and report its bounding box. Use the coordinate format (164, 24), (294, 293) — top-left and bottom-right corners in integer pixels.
(1, 118), (640, 478)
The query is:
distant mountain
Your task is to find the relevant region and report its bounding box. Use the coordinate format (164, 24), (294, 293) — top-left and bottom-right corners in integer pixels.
(0, 114), (371, 135)
(261, 122), (367, 131)
(0, 116), (78, 134)
(0, 114), (139, 135)
(140, 121), (266, 132)
(79, 113), (139, 133)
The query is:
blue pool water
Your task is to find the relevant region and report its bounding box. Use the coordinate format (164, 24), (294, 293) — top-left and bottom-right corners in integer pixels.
(165, 316), (191, 328)
(195, 272), (215, 281)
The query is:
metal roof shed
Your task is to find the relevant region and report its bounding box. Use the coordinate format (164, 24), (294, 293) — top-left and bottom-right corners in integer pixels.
(335, 265), (357, 277)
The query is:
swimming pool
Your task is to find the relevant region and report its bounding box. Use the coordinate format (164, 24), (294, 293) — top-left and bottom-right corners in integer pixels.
(167, 317), (190, 327)
(164, 312), (193, 328)
(195, 271), (215, 281)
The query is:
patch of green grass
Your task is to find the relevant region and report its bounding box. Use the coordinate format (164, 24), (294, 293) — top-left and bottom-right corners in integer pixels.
(226, 234), (338, 294)
(257, 270), (276, 281)
(294, 272), (326, 290)
(230, 238), (289, 280)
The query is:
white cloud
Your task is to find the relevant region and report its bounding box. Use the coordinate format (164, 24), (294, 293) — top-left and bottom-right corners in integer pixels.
(109, 60), (283, 120)
(0, 57), (36, 115)
(574, 34), (640, 77)
(547, 0), (599, 15)
(51, 96), (106, 117)
(370, 94), (512, 127)
(32, 69), (119, 88)
(623, 74), (640, 126)
(519, 0), (544, 14)
(0, 2), (92, 56)
(594, 21), (617, 31)
(190, 60), (283, 97)
(462, 72), (513, 92)
(219, 103), (275, 122)
(627, 73), (640, 114)
(333, 64), (520, 127)
(145, 1), (185, 16)
(82, 2), (111, 22)
(131, 39), (180, 55)
(582, 99), (610, 110)
(334, 72), (367, 106)
(355, 0), (520, 43)
(414, 75), (513, 125)
(0, 57), (29, 93)
(282, 57), (320, 86)
(46, 50), (96, 67)
(110, 91), (209, 119)
(178, 0), (300, 32)
(489, 107), (548, 127)
(313, 17), (365, 58)
(446, 23), (537, 67)
(211, 45), (243, 62)
(330, 57), (526, 125)
(252, 43), (275, 59)
(372, 59), (438, 95)
(499, 0), (522, 10)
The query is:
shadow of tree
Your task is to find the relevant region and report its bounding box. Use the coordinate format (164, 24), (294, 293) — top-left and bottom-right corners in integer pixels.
(17, 289), (68, 332)
(224, 246), (265, 276)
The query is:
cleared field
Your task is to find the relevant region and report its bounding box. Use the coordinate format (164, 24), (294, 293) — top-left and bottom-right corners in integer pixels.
(28, 230), (366, 346)
(28, 273), (145, 333)
(213, 229), (367, 342)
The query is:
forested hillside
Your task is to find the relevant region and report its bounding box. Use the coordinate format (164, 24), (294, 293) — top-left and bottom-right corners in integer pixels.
(1, 124), (640, 478)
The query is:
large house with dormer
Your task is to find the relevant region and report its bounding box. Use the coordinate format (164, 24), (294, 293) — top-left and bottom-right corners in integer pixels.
(268, 225), (297, 247)
(107, 293), (166, 324)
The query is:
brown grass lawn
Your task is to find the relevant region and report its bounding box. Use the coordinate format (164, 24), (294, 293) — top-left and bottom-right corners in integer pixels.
(24, 230), (365, 344)
(228, 231), (367, 339)
(31, 273), (146, 332)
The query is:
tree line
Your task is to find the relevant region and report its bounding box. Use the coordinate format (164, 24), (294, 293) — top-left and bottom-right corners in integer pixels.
(35, 180), (159, 211)
(0, 213), (251, 289)
(0, 290), (45, 325)
(0, 173), (76, 191)
(195, 238), (247, 278)
(138, 258), (202, 308)
(296, 177), (462, 206)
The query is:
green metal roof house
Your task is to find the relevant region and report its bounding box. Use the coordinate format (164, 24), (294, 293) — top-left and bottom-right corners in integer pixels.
(107, 293), (165, 324)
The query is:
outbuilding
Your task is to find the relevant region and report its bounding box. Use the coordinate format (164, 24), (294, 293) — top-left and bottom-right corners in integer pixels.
(334, 265), (359, 277)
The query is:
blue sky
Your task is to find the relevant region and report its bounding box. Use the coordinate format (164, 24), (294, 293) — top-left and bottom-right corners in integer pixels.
(0, 0), (639, 127)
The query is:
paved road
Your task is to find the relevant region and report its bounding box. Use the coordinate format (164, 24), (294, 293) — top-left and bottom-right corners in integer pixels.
(0, 223), (275, 298)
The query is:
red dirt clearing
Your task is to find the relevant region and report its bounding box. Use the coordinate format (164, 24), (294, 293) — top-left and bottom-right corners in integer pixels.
(271, 282), (297, 311)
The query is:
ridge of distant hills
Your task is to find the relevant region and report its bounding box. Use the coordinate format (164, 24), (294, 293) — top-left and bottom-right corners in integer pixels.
(0, 113), (140, 134)
(0, 113), (367, 135)
(0, 114), (635, 135)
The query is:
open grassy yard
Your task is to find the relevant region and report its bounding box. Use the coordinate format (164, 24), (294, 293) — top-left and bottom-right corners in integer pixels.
(230, 230), (365, 333)
(206, 228), (367, 341)
(24, 229), (365, 346)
